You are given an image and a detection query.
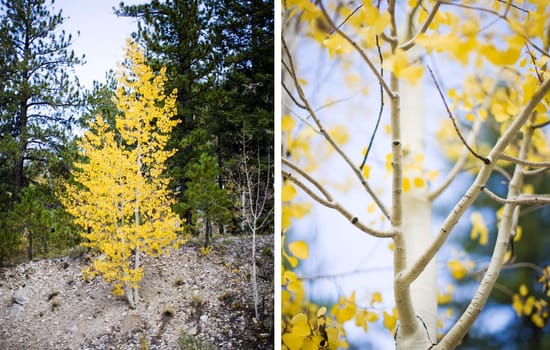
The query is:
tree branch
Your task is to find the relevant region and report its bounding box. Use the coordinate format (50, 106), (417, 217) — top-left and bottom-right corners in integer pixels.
(435, 78), (550, 349)
(428, 118), (484, 200)
(427, 65), (490, 164)
(403, 76), (550, 293)
(499, 153), (550, 168)
(483, 187), (550, 206)
(282, 169), (395, 238)
(282, 34), (391, 220)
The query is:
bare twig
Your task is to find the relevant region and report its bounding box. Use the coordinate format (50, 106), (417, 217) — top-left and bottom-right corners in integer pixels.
(429, 118), (484, 200)
(282, 170), (395, 238)
(483, 187), (550, 206)
(283, 158), (332, 201)
(427, 65), (490, 164)
(282, 33), (391, 220)
(282, 81), (307, 110)
(499, 153), (550, 168)
(360, 34), (385, 169)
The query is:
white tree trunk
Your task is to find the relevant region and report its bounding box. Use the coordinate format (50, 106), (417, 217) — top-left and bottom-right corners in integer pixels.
(395, 79), (437, 348)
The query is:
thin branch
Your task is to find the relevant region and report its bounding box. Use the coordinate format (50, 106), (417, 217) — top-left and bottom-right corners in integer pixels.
(315, 0), (396, 99)
(282, 170), (395, 238)
(282, 33), (391, 220)
(499, 153), (550, 168)
(329, 4), (364, 35)
(501, 261), (545, 274)
(400, 1), (442, 51)
(360, 34), (384, 169)
(523, 166), (550, 176)
(282, 81), (307, 110)
(283, 158), (333, 201)
(427, 65), (490, 164)
(429, 118), (484, 200)
(483, 187), (550, 206)
(531, 119), (550, 129)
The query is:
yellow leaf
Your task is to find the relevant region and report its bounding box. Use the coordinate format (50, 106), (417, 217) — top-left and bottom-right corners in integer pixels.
(371, 292), (382, 305)
(532, 313), (545, 328)
(282, 182), (298, 202)
(520, 284), (528, 297)
(470, 212), (488, 245)
(367, 202), (376, 214)
(289, 240), (309, 260)
(282, 114), (296, 132)
(362, 165), (371, 179)
(383, 309), (397, 333)
(290, 313), (311, 337)
(400, 65), (424, 84)
(282, 333), (303, 350)
(323, 34), (353, 58)
(402, 177), (411, 192)
(413, 177), (425, 188)
(328, 125), (349, 145)
(448, 259), (468, 280)
(317, 306), (327, 317)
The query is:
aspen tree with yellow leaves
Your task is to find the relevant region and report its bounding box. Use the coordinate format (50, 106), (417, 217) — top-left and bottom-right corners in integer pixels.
(62, 39), (182, 309)
(282, 1), (550, 349)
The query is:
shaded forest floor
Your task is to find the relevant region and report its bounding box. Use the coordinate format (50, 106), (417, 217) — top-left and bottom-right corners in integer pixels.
(0, 234), (274, 350)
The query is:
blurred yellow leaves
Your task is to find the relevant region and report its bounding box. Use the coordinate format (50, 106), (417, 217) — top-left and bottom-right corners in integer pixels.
(448, 258), (474, 281)
(332, 292), (357, 323)
(383, 308), (398, 334)
(470, 212), (488, 245)
(512, 284), (549, 328)
(289, 240), (309, 260)
(383, 49), (424, 84)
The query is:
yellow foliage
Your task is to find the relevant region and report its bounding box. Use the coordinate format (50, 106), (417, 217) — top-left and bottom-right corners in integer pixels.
(512, 284), (549, 328)
(383, 308), (398, 334)
(470, 212), (489, 245)
(282, 114), (297, 133)
(448, 259), (470, 281)
(62, 39), (182, 301)
(288, 240), (309, 260)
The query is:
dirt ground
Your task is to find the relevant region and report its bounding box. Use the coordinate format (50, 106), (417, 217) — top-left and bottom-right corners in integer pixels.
(0, 235), (274, 350)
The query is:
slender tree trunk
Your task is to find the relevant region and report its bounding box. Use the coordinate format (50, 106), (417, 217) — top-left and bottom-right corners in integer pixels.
(205, 218), (211, 248)
(251, 222), (260, 320)
(26, 227), (33, 261)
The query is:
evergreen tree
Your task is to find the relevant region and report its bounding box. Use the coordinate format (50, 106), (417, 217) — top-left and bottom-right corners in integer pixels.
(115, 1), (274, 233)
(184, 152), (231, 248)
(0, 0), (83, 205)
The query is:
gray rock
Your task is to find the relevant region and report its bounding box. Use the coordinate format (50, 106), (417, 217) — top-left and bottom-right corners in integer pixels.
(13, 294), (29, 305)
(9, 303), (24, 317)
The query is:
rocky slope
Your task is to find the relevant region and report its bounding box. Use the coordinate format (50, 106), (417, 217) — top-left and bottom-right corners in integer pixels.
(0, 235), (274, 350)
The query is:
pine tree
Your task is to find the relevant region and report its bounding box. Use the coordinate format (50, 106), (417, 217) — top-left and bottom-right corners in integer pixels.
(184, 152), (231, 248)
(0, 0), (83, 205)
(63, 40), (181, 309)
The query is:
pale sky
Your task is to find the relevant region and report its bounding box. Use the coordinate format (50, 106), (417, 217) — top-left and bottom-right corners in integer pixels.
(53, 0), (145, 89)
